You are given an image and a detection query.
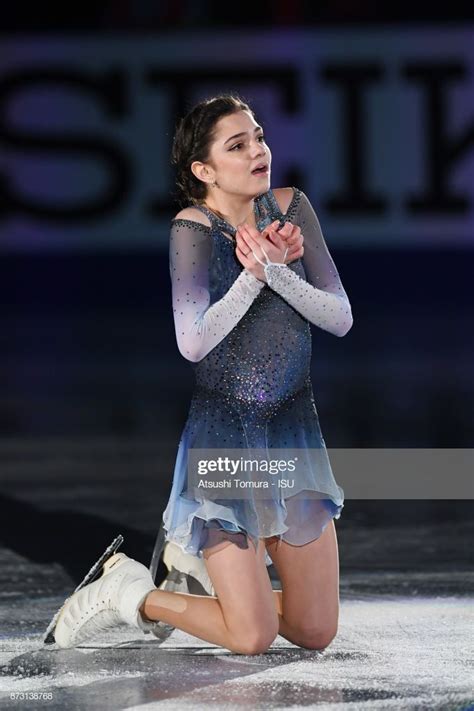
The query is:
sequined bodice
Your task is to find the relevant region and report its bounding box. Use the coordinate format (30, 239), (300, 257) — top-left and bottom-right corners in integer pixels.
(193, 189), (288, 240)
(190, 190), (312, 420)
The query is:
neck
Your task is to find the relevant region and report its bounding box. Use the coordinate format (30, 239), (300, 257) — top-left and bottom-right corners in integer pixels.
(204, 193), (257, 229)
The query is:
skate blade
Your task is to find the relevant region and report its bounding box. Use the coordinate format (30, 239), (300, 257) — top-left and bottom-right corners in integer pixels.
(43, 534), (124, 645)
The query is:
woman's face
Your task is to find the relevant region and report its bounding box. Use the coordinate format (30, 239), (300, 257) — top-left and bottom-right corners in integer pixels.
(196, 109), (271, 200)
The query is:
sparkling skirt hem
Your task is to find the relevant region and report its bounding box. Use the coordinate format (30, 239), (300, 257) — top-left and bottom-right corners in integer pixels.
(163, 491), (344, 563)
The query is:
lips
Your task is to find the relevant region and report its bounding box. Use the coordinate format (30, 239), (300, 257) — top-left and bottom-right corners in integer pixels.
(251, 163), (269, 175)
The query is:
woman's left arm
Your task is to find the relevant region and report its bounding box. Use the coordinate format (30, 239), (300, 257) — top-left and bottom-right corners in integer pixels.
(264, 189), (353, 337)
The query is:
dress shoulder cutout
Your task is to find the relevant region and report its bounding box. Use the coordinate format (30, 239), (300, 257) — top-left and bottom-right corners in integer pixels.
(271, 187), (297, 215)
(172, 207), (212, 228)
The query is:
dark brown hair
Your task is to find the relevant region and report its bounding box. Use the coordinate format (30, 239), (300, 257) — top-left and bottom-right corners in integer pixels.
(171, 93), (255, 209)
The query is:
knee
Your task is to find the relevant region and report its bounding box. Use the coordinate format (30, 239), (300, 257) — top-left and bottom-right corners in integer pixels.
(293, 623), (338, 651)
(233, 623), (279, 656)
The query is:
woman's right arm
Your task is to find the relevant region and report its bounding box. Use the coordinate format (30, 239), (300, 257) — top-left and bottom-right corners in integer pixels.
(170, 218), (265, 363)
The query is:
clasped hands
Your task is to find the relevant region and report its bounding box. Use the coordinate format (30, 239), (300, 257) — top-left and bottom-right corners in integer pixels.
(235, 220), (305, 283)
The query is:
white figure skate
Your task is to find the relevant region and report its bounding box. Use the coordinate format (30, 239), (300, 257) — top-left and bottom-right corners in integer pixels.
(150, 540), (215, 641)
(49, 546), (158, 648)
(160, 541), (215, 595)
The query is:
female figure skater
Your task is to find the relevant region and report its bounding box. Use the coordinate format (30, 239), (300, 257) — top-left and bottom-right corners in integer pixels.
(51, 94), (353, 655)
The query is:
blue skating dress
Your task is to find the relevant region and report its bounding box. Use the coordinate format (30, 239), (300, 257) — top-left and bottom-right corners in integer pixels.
(159, 187), (352, 562)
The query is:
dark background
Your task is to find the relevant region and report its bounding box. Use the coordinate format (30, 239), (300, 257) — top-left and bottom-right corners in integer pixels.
(0, 3), (472, 577)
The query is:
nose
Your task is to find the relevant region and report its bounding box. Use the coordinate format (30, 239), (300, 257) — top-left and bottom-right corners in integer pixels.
(250, 140), (266, 158)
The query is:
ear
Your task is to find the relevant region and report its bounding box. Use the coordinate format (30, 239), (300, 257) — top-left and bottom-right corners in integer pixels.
(190, 160), (214, 185)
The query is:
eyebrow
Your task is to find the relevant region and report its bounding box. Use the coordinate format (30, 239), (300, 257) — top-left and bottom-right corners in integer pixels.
(223, 126), (264, 145)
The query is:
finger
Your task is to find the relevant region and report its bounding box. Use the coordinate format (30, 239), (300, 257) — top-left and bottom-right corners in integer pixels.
(286, 229), (304, 247)
(235, 232), (250, 256)
(277, 222), (293, 238)
(260, 229), (285, 260)
(235, 243), (251, 267)
(287, 238), (304, 253)
(269, 224), (289, 240)
(242, 222), (262, 241)
(261, 220), (280, 238)
(264, 230), (280, 246)
(236, 235), (252, 263)
(287, 246), (304, 262)
(268, 227), (285, 249)
(240, 224), (262, 250)
(287, 245), (302, 259)
(286, 224), (301, 239)
(238, 224), (255, 243)
(236, 226), (253, 250)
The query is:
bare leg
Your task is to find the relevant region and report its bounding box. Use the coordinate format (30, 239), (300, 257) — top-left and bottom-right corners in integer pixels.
(140, 538), (279, 655)
(265, 520), (340, 649)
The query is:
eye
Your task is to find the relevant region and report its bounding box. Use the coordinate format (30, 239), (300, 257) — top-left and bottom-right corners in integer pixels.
(229, 134), (266, 151)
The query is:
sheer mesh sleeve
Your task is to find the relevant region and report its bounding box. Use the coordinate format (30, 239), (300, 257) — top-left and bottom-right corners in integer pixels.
(262, 190), (353, 337)
(170, 219), (265, 363)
